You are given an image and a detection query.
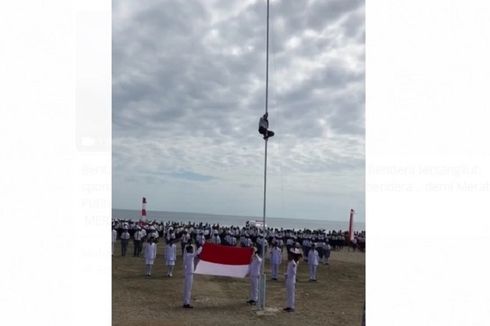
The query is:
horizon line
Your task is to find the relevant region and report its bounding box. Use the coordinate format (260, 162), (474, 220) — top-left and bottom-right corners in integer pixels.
(112, 207), (365, 224)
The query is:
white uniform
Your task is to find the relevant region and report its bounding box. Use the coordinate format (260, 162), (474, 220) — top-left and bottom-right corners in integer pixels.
(211, 235), (221, 244)
(245, 238), (252, 247)
(308, 249), (319, 280)
(165, 243), (177, 276)
(120, 230), (130, 256)
(145, 242), (157, 265)
(183, 246), (203, 305)
(196, 234), (206, 246)
(144, 242), (157, 276)
(286, 259), (298, 309)
(270, 246), (282, 279)
(249, 254), (262, 302)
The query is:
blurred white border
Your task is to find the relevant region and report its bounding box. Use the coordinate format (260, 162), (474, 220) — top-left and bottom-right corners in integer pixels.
(367, 0), (490, 325)
(0, 1), (110, 325)
(1, 0), (490, 325)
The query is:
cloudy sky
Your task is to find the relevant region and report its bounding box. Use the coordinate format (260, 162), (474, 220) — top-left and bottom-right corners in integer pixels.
(113, 0), (364, 222)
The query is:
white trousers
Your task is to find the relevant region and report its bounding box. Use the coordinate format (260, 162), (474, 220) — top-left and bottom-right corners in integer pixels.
(249, 276), (259, 301)
(308, 264), (317, 280)
(271, 263), (280, 279)
(145, 264), (153, 275)
(183, 274), (193, 305)
(286, 280), (295, 308)
(167, 264), (175, 275)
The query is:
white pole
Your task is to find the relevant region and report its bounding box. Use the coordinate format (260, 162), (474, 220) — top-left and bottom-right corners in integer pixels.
(258, 0), (270, 311)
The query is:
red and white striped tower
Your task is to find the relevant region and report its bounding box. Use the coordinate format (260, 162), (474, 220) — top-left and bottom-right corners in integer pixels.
(141, 197), (147, 222)
(348, 209), (355, 242)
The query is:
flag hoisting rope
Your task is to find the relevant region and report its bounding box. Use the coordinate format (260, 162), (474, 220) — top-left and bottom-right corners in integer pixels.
(258, 0), (270, 311)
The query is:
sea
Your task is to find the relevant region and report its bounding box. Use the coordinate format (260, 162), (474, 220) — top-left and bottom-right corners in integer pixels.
(112, 209), (365, 232)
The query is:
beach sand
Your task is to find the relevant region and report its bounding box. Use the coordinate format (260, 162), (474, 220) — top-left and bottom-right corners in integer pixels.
(112, 244), (365, 326)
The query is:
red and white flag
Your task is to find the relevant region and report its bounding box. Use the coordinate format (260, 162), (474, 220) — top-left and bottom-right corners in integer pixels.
(194, 243), (254, 278)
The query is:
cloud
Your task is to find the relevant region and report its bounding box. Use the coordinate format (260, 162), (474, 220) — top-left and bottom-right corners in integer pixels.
(113, 0), (365, 221)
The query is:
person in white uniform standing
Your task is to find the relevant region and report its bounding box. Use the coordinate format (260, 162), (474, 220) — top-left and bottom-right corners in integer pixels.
(133, 226), (143, 257)
(144, 237), (157, 277)
(211, 230), (221, 244)
(308, 243), (319, 281)
(120, 225), (130, 256)
(112, 226), (117, 256)
(270, 242), (282, 280)
(196, 230), (206, 248)
(182, 243), (203, 309)
(246, 248), (262, 305)
(284, 248), (302, 312)
(165, 237), (177, 277)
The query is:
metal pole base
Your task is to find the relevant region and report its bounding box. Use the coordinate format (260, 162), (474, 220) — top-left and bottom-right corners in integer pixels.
(257, 273), (266, 310)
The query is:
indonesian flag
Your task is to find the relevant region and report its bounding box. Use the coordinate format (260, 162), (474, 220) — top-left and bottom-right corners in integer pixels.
(194, 243), (253, 278)
(348, 209), (355, 241)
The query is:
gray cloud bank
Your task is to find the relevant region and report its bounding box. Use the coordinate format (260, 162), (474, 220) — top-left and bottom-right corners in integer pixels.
(113, 0), (365, 222)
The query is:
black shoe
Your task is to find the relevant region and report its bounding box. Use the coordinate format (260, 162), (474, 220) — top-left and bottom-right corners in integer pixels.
(283, 307), (294, 312)
(247, 300), (256, 305)
(183, 304), (193, 309)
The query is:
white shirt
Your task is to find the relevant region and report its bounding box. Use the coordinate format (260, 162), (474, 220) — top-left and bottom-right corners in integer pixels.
(286, 260), (298, 284)
(196, 234), (206, 245)
(165, 243), (177, 262)
(134, 230), (142, 241)
(121, 231), (130, 240)
(181, 234), (190, 243)
(249, 254), (262, 277)
(308, 249), (319, 266)
(144, 242), (157, 261)
(112, 229), (117, 242)
(271, 247), (282, 265)
(149, 231), (159, 240)
(211, 235), (221, 244)
(183, 247), (203, 276)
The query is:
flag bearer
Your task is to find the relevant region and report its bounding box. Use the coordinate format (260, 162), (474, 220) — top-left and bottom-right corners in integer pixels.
(246, 248), (262, 305)
(182, 244), (202, 309)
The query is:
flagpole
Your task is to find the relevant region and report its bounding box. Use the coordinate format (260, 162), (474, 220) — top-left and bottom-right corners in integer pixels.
(258, 0), (270, 311)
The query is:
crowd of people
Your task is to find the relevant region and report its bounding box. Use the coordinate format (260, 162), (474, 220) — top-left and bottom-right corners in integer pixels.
(112, 218), (366, 311)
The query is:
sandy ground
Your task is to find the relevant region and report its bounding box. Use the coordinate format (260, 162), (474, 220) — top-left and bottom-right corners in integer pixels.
(112, 243), (365, 326)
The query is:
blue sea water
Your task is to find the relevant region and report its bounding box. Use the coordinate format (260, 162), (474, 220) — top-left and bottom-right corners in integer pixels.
(112, 209), (365, 232)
